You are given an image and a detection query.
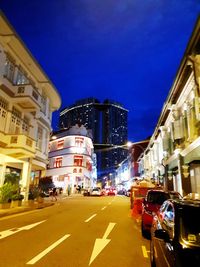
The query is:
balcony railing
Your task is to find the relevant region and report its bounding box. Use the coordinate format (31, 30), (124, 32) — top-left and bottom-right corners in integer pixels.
(0, 132), (36, 157)
(13, 84), (41, 110)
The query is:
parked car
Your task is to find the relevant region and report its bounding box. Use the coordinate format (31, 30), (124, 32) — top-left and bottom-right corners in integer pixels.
(107, 189), (116, 196)
(91, 187), (102, 196)
(150, 197), (200, 267)
(141, 190), (182, 237)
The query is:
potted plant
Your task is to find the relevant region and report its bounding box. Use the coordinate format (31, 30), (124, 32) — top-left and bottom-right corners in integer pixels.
(0, 183), (13, 209)
(11, 193), (24, 208)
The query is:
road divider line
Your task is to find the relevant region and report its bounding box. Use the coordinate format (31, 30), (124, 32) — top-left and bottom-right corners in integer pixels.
(26, 234), (70, 265)
(85, 214), (97, 223)
(101, 206), (107, 210)
(108, 202), (111, 205)
(142, 246), (149, 258)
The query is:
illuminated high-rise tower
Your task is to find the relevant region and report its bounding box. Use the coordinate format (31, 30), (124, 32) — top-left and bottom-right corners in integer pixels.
(59, 98), (128, 178)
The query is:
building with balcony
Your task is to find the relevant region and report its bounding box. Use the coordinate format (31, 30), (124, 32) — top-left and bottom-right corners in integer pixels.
(0, 12), (61, 199)
(59, 98), (128, 179)
(138, 16), (200, 196)
(46, 125), (97, 193)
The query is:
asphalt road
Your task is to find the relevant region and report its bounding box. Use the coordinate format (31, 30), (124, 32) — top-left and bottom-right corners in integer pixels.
(0, 195), (150, 267)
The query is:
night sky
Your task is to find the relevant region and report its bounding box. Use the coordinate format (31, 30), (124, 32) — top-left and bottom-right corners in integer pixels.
(1, 1), (200, 142)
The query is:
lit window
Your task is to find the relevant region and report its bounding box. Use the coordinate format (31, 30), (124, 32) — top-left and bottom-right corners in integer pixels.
(75, 137), (84, 147)
(57, 139), (64, 149)
(86, 160), (92, 171)
(74, 155), (83, 166)
(15, 67), (29, 85)
(54, 157), (63, 168)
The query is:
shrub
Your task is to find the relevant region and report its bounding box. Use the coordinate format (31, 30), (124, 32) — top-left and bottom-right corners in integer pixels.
(0, 183), (14, 203)
(11, 193), (24, 201)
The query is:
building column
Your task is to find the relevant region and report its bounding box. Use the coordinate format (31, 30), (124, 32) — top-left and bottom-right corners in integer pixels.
(176, 153), (183, 196)
(21, 158), (32, 201)
(0, 163), (6, 186)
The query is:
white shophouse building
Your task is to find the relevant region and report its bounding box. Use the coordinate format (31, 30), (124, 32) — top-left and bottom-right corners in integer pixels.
(0, 13), (61, 200)
(138, 17), (200, 196)
(47, 125), (97, 193)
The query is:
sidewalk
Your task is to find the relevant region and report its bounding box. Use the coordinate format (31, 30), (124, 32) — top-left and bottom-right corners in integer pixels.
(0, 199), (54, 219)
(0, 193), (83, 218)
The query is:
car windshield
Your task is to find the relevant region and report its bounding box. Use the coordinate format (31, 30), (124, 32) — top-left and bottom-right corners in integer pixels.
(180, 205), (200, 247)
(147, 191), (169, 205)
(92, 188), (100, 192)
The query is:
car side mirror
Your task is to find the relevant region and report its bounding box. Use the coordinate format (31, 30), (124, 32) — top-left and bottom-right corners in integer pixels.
(154, 229), (169, 242)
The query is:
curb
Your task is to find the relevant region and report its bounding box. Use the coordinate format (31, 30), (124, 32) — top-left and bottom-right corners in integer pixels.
(0, 202), (54, 218)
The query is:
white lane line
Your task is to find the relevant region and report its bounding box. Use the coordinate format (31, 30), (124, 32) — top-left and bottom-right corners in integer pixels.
(85, 214), (97, 223)
(26, 234), (70, 265)
(101, 206), (107, 210)
(142, 246), (149, 258)
(0, 220), (46, 240)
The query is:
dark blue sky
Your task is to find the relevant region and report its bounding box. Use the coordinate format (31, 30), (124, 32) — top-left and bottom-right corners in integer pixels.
(1, 1), (200, 142)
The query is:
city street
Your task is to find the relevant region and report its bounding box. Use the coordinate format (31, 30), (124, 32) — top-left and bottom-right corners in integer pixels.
(0, 195), (150, 267)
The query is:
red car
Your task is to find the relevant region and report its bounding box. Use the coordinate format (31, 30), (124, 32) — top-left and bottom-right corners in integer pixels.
(141, 190), (181, 237)
(107, 189), (116, 196)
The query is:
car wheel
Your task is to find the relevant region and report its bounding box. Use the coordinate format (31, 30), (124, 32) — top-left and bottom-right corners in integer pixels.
(150, 240), (156, 267)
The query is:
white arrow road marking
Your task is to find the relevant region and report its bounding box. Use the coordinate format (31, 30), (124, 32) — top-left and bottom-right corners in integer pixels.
(0, 220), (46, 240)
(89, 222), (116, 265)
(85, 214), (97, 223)
(142, 246), (150, 258)
(26, 234), (70, 265)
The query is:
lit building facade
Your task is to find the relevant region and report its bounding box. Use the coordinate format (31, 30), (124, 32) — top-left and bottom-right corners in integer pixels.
(59, 98), (128, 178)
(0, 13), (61, 200)
(46, 125), (97, 193)
(138, 17), (200, 196)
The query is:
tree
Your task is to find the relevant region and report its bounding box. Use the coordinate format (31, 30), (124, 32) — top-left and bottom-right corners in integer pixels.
(38, 176), (54, 191)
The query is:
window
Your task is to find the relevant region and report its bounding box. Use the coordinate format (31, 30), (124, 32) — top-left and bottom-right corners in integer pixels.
(22, 116), (29, 134)
(41, 95), (47, 115)
(75, 137), (84, 147)
(15, 67), (29, 85)
(4, 56), (15, 83)
(0, 97), (8, 132)
(73, 168), (77, 173)
(86, 160), (92, 171)
(57, 139), (64, 149)
(54, 157), (62, 168)
(37, 126), (43, 150)
(74, 155), (83, 166)
(9, 107), (21, 134)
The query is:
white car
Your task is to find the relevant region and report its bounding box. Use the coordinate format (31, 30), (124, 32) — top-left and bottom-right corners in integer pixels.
(91, 188), (102, 196)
